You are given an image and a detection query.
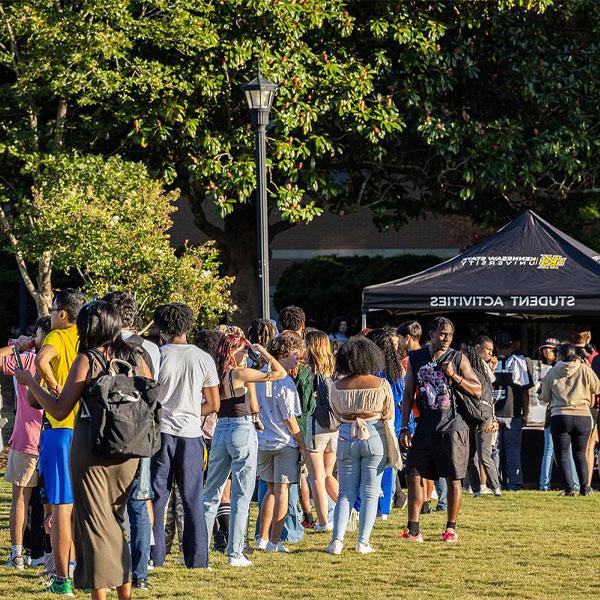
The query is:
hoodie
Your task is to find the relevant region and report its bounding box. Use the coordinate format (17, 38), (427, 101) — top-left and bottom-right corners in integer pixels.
(541, 360), (600, 417)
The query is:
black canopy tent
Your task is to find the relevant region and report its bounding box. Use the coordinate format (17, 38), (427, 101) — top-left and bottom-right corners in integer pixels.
(362, 210), (600, 325)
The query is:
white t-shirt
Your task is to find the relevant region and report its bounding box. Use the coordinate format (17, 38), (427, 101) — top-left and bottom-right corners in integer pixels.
(121, 330), (161, 377)
(157, 344), (219, 438)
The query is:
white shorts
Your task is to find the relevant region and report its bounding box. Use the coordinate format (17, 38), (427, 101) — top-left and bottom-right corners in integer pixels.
(305, 416), (338, 453)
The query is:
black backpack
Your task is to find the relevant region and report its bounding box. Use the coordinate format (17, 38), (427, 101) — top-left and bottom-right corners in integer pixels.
(124, 334), (155, 378)
(312, 374), (339, 430)
(81, 349), (162, 459)
(454, 365), (494, 430)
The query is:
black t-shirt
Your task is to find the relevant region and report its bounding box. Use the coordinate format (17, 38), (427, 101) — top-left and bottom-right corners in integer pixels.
(409, 346), (469, 434)
(492, 356), (533, 418)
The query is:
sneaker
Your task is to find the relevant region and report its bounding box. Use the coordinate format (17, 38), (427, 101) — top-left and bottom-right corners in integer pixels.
(376, 513), (388, 521)
(559, 490), (576, 497)
(494, 488), (502, 497)
(480, 486), (493, 495)
(393, 489), (408, 509)
(435, 504), (446, 512)
(255, 538), (269, 550)
(147, 560), (155, 571)
(265, 541), (289, 553)
(5, 555), (25, 569)
(301, 518), (316, 529)
(227, 554), (253, 568)
(43, 577), (75, 596)
(399, 528), (424, 543)
(327, 540), (343, 555)
(441, 529), (458, 543)
(421, 500), (432, 514)
(313, 522), (333, 532)
(473, 492), (481, 498)
(132, 579), (152, 590)
(356, 542), (374, 554)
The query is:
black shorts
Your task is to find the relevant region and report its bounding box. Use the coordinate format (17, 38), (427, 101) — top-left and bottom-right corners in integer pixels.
(405, 429), (470, 481)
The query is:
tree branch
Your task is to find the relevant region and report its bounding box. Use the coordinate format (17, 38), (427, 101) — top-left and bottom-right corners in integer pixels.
(269, 219), (296, 240)
(53, 98), (68, 150)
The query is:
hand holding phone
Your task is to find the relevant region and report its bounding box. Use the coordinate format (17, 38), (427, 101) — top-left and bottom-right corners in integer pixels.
(12, 345), (24, 370)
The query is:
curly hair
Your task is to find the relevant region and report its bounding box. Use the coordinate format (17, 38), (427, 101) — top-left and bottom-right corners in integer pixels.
(367, 327), (404, 382)
(103, 291), (138, 329)
(34, 315), (51, 337)
(268, 331), (304, 360)
(305, 330), (335, 378)
(247, 318), (277, 347)
(279, 305), (306, 333)
(335, 336), (385, 377)
(153, 303), (195, 338)
(193, 329), (224, 360)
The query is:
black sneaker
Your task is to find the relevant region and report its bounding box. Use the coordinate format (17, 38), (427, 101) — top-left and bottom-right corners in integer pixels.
(421, 500), (432, 514)
(435, 504), (446, 512)
(133, 580), (152, 591)
(393, 489), (408, 509)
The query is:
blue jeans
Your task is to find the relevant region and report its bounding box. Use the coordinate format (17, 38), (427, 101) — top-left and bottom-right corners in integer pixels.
(203, 417), (258, 558)
(127, 477), (151, 583)
(495, 416), (523, 490)
(540, 427), (580, 491)
(435, 478), (448, 510)
(332, 421), (387, 546)
(151, 434), (208, 568)
(255, 480), (305, 543)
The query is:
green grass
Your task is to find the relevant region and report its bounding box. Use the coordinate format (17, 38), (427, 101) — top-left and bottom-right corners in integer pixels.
(0, 479), (598, 599)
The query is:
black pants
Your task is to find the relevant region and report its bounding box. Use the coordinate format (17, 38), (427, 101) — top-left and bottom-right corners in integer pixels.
(550, 414), (592, 494)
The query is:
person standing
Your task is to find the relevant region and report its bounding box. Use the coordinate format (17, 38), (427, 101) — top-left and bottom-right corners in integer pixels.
(327, 337), (397, 555)
(16, 300), (153, 599)
(203, 333), (286, 567)
(35, 288), (87, 595)
(329, 318), (349, 344)
(492, 332), (532, 491)
(400, 317), (481, 543)
(150, 304), (220, 569)
(255, 333), (306, 553)
(541, 343), (600, 496)
(103, 291), (160, 590)
(2, 318), (50, 569)
(303, 330), (339, 531)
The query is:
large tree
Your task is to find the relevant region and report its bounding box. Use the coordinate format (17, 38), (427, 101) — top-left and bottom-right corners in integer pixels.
(4, 0), (600, 322)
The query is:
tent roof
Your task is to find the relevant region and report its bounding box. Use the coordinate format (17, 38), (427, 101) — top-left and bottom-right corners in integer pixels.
(362, 210), (600, 316)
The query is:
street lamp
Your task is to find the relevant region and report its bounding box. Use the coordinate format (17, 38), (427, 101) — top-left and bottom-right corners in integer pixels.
(241, 71), (278, 320)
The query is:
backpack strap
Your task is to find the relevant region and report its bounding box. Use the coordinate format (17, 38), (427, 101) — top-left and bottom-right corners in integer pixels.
(228, 369), (236, 398)
(86, 348), (110, 375)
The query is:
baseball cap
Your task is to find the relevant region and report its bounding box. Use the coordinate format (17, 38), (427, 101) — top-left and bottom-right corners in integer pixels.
(539, 337), (559, 351)
(494, 332), (512, 346)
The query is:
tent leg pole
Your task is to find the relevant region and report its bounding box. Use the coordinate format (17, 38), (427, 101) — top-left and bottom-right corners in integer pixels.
(361, 310), (367, 330)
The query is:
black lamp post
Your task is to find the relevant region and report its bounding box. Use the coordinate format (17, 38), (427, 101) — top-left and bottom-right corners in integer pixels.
(241, 71), (278, 320)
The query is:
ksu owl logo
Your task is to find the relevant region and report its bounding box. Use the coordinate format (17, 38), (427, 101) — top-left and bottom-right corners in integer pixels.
(537, 255), (567, 269)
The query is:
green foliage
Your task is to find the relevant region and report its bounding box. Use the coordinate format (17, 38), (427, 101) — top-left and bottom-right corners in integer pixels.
(273, 254), (442, 330)
(17, 153), (233, 325)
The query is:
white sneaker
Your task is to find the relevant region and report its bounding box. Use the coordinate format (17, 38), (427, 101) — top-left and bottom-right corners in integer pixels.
(255, 538), (269, 551)
(313, 521), (333, 532)
(266, 541), (289, 553)
(480, 486), (493, 495)
(227, 554), (253, 568)
(356, 542), (374, 554)
(494, 488), (503, 497)
(147, 560), (155, 571)
(5, 555), (25, 569)
(376, 513), (388, 520)
(327, 540), (343, 555)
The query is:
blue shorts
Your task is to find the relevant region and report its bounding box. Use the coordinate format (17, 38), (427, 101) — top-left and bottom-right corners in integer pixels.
(39, 428), (74, 505)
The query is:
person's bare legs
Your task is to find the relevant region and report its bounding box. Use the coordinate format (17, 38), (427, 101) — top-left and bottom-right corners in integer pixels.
(10, 485), (32, 551)
(269, 483), (290, 544)
(423, 478), (434, 502)
(306, 451), (329, 526)
(91, 589), (107, 600)
(406, 475), (425, 523)
(446, 479), (463, 528)
(221, 479), (232, 504)
(258, 483), (275, 542)
(299, 472), (311, 517)
(50, 504), (73, 579)
(91, 584), (131, 600)
(585, 429), (598, 488)
(323, 450), (339, 503)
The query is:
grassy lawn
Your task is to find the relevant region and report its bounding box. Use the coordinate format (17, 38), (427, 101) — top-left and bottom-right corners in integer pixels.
(0, 479), (598, 599)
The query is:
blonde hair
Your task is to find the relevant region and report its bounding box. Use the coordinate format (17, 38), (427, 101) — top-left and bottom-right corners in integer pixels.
(305, 330), (335, 378)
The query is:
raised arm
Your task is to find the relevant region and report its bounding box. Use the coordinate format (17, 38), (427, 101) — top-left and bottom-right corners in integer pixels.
(15, 354), (89, 421)
(233, 344), (287, 385)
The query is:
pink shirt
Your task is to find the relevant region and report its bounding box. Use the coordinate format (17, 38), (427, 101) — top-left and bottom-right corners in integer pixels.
(1, 347), (43, 455)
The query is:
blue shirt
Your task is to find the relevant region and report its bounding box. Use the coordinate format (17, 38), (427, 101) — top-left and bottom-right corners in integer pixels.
(378, 371), (415, 436)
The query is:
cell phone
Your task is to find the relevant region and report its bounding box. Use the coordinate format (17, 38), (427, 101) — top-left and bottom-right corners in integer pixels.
(247, 347), (262, 365)
(12, 345), (23, 370)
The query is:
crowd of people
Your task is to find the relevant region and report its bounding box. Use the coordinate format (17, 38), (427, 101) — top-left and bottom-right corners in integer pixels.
(2, 290), (600, 598)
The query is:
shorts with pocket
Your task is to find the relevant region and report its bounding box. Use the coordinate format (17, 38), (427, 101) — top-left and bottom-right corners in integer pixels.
(257, 445), (299, 484)
(305, 416), (338, 453)
(4, 449), (39, 487)
(405, 429), (469, 481)
(39, 427), (74, 504)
